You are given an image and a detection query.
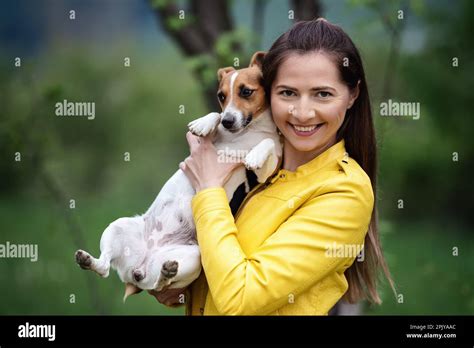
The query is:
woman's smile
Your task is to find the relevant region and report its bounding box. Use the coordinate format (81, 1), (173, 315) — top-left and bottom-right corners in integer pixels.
(288, 121), (325, 137)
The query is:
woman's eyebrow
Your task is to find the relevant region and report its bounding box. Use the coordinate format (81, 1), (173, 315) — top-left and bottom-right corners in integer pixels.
(275, 84), (297, 90)
(275, 84), (336, 92)
(310, 86), (336, 92)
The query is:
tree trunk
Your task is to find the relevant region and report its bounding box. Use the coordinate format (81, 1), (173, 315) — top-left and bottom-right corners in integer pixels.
(291, 0), (323, 21)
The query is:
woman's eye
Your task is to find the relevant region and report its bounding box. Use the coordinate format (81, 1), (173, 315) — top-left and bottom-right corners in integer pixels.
(317, 91), (332, 98)
(240, 88), (254, 98)
(280, 90), (295, 97)
(217, 92), (226, 102)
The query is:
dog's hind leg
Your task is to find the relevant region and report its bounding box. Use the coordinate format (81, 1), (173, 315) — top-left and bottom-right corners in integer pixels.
(75, 217), (142, 278)
(155, 260), (179, 291)
(154, 245), (201, 291)
(75, 249), (111, 278)
(75, 229), (114, 278)
(93, 250), (113, 277)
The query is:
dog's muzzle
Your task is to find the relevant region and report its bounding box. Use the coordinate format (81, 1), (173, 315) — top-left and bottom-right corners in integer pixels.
(221, 113), (253, 132)
(221, 115), (235, 129)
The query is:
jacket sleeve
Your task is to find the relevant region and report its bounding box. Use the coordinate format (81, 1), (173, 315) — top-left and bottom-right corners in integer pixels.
(191, 178), (374, 315)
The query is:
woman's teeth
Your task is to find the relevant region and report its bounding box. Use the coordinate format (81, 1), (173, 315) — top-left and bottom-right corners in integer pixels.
(291, 123), (324, 132)
(293, 124), (317, 132)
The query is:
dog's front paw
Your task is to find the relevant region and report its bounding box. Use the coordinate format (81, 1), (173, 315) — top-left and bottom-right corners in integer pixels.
(75, 249), (92, 270)
(188, 112), (220, 136)
(244, 149), (268, 171)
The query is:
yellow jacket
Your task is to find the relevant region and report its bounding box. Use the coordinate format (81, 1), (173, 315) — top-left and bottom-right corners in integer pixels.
(185, 139), (374, 315)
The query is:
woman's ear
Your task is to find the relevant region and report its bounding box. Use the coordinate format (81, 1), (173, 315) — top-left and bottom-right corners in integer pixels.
(249, 51), (266, 69)
(347, 80), (360, 109)
(217, 67), (236, 82)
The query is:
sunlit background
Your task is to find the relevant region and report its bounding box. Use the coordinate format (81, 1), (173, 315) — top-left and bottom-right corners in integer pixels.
(0, 0), (473, 315)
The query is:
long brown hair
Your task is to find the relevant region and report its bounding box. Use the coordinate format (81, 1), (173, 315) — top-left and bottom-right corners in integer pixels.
(262, 18), (396, 304)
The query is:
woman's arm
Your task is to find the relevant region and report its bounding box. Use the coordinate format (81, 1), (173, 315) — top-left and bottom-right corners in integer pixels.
(191, 177), (374, 315)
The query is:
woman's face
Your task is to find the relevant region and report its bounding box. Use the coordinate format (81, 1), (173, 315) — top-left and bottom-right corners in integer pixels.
(270, 51), (358, 154)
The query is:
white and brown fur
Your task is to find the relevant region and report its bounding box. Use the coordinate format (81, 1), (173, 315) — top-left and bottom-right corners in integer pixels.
(74, 52), (282, 301)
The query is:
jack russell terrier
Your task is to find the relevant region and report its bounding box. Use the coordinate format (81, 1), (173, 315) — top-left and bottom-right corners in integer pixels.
(74, 51), (282, 301)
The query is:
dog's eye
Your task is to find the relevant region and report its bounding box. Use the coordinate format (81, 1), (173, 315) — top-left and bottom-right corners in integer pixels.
(240, 88), (254, 98)
(217, 92), (226, 103)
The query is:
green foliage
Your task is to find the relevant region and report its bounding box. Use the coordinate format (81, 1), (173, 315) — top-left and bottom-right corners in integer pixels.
(366, 220), (474, 314)
(149, 0), (173, 10)
(185, 53), (217, 88)
(0, 196), (186, 315)
(214, 27), (256, 65)
(165, 14), (196, 31)
(183, 27), (257, 90)
(0, 45), (207, 314)
(374, 0), (474, 222)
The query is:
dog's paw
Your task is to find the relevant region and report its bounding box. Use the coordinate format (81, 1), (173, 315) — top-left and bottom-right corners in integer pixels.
(161, 260), (179, 279)
(188, 119), (213, 137)
(188, 113), (220, 136)
(75, 249), (92, 270)
(244, 149), (268, 171)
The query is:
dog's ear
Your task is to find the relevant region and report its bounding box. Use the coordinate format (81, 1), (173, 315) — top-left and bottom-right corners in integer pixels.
(249, 51), (266, 69)
(217, 67), (235, 82)
(123, 283), (142, 302)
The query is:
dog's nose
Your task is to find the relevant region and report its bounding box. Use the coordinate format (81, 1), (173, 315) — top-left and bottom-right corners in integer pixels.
(133, 269), (145, 282)
(221, 116), (235, 129)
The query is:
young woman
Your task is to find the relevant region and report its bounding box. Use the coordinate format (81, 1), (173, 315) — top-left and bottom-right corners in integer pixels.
(150, 18), (395, 315)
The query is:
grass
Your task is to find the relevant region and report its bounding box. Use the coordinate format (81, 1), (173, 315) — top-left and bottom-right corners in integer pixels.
(1, 193), (472, 315)
(0, 195), (185, 315)
(365, 220), (474, 315)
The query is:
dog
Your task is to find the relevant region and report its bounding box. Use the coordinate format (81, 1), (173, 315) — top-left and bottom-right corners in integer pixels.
(74, 51), (282, 302)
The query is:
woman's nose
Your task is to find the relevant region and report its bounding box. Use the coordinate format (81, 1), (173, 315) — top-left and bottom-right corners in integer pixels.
(291, 98), (317, 123)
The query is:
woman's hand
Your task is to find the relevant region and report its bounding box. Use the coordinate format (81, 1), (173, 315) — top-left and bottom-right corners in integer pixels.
(180, 131), (243, 192)
(148, 286), (187, 307)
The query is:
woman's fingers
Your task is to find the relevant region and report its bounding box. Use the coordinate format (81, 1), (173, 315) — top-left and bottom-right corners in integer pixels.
(186, 131), (201, 153)
(186, 131), (213, 154)
(180, 156), (194, 171)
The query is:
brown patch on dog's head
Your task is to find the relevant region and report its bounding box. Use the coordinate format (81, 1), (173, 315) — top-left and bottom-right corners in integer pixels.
(217, 51), (269, 132)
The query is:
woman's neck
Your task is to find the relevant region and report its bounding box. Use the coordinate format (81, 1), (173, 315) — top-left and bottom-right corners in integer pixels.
(282, 138), (337, 172)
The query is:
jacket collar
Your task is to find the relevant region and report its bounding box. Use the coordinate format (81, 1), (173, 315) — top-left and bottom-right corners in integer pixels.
(273, 139), (347, 181)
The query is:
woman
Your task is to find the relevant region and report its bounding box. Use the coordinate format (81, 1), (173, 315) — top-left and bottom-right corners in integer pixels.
(150, 18), (395, 315)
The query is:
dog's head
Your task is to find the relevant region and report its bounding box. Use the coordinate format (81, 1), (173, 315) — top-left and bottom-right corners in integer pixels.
(217, 51), (267, 133)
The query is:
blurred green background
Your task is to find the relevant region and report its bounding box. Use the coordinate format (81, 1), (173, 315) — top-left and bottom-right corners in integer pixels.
(0, 0), (472, 315)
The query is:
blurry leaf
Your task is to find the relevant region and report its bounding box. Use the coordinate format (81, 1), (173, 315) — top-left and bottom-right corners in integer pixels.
(409, 0), (425, 16)
(184, 54), (214, 71)
(149, 0), (172, 10)
(43, 85), (63, 102)
(184, 54), (219, 89)
(347, 0), (378, 7)
(165, 14), (195, 31)
(214, 27), (254, 65)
